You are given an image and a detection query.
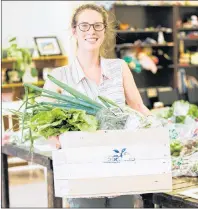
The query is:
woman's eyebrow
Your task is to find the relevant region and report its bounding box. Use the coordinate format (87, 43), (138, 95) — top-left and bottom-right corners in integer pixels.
(78, 21), (89, 24)
(78, 21), (103, 24)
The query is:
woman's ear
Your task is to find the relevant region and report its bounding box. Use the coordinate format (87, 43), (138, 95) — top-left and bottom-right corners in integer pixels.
(72, 27), (76, 36)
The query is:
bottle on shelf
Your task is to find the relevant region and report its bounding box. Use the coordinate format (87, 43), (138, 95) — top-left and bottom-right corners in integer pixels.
(158, 31), (165, 44)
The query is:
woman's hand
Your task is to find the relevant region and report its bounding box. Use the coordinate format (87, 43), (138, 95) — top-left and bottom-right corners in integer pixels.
(48, 135), (61, 149)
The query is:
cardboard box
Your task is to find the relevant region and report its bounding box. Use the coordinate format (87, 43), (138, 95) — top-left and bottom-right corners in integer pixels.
(52, 127), (172, 198)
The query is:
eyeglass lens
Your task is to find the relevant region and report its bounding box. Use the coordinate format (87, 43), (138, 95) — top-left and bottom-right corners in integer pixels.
(78, 23), (105, 31)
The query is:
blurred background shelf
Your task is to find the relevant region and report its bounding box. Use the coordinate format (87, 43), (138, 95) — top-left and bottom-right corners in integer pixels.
(178, 64), (198, 68)
(177, 27), (198, 31)
(2, 55), (68, 101)
(116, 29), (172, 33)
(178, 37), (198, 40)
(2, 55), (68, 69)
(2, 80), (45, 89)
(111, 3), (198, 98)
(116, 43), (174, 49)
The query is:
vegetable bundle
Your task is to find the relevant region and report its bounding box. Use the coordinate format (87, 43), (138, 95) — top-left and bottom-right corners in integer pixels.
(7, 74), (160, 148)
(161, 100), (198, 123)
(9, 74), (130, 146)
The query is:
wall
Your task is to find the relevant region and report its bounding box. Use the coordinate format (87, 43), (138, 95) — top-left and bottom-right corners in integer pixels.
(2, 1), (95, 63)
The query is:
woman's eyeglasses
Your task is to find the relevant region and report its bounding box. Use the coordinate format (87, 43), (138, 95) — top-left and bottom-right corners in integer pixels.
(76, 22), (106, 32)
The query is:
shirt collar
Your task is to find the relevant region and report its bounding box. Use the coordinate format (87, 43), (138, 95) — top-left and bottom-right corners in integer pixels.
(72, 56), (111, 84)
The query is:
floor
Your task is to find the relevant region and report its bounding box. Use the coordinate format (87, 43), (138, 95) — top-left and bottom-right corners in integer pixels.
(9, 165), (48, 207)
(8, 164), (143, 208)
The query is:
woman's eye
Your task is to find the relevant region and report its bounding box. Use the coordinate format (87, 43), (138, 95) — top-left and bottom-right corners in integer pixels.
(81, 24), (88, 28)
(95, 24), (102, 28)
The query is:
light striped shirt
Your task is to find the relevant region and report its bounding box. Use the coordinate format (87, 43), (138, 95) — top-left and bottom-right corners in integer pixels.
(43, 57), (126, 107)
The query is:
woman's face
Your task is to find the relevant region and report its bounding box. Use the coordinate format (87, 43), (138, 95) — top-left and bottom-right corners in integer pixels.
(73, 9), (106, 52)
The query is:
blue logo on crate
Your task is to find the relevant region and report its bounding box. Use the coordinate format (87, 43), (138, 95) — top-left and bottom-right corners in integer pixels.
(104, 148), (135, 163)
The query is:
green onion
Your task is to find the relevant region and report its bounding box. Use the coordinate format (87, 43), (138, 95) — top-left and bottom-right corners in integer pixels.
(39, 102), (98, 115)
(47, 74), (104, 108)
(24, 83), (102, 110)
(98, 96), (119, 107)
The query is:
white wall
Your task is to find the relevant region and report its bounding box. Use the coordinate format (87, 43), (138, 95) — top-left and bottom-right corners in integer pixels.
(2, 1), (95, 63)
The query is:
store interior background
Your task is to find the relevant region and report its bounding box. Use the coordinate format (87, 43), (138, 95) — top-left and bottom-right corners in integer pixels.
(2, 1), (91, 63)
(2, 0), (198, 207)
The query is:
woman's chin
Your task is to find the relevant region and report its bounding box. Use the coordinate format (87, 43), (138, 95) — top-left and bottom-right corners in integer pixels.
(84, 45), (100, 52)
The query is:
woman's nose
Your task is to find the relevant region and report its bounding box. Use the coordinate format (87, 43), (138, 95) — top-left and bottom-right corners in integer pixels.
(88, 25), (96, 34)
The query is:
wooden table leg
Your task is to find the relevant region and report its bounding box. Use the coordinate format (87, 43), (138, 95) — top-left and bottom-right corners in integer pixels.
(2, 153), (10, 208)
(141, 193), (154, 208)
(47, 168), (62, 208)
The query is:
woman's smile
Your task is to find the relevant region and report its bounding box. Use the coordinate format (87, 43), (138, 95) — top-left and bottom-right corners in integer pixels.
(85, 37), (99, 44)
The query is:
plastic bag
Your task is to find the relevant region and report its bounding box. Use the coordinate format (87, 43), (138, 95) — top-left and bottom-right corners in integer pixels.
(172, 152), (198, 177)
(171, 137), (198, 177)
(96, 107), (130, 130)
(96, 106), (163, 131)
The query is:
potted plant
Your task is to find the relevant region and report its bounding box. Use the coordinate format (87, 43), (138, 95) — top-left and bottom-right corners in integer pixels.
(7, 37), (38, 83)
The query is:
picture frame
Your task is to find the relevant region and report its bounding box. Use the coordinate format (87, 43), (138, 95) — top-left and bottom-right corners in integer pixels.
(34, 36), (62, 56)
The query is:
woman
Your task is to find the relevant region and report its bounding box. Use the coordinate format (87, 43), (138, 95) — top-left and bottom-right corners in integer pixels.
(44, 3), (151, 208)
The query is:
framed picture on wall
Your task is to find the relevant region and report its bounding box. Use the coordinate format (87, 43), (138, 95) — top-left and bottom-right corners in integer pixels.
(34, 36), (62, 56)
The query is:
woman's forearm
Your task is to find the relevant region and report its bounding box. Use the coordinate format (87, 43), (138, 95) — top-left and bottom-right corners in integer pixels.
(127, 101), (152, 116)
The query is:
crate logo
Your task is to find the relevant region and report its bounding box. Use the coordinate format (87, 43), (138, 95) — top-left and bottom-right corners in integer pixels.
(104, 148), (135, 163)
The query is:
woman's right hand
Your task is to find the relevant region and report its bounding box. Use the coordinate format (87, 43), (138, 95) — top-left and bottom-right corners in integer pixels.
(48, 135), (61, 149)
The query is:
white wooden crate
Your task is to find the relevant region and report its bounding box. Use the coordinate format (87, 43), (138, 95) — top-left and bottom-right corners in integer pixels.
(52, 127), (172, 198)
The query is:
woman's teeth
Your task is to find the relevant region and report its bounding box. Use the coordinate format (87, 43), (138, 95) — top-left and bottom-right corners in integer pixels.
(85, 38), (98, 43)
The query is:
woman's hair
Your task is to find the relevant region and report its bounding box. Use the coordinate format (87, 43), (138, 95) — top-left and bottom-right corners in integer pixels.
(71, 3), (116, 58)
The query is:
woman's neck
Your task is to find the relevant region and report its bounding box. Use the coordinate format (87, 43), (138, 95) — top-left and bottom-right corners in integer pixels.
(76, 49), (100, 70)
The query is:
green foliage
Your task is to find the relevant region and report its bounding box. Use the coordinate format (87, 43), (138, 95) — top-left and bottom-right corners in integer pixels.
(160, 100), (198, 123)
(175, 115), (186, 124)
(188, 104), (198, 119)
(170, 140), (183, 156)
(29, 108), (98, 138)
(6, 37), (37, 78)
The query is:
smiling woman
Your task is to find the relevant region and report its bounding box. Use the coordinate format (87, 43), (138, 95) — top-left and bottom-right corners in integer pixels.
(71, 3), (116, 58)
(42, 3), (151, 207)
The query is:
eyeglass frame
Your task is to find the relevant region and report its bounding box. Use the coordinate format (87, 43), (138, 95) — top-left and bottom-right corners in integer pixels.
(74, 22), (107, 32)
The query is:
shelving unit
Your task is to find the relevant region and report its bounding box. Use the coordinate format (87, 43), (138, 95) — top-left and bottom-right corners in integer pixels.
(111, 3), (198, 94)
(178, 64), (198, 68)
(116, 29), (173, 33)
(2, 55), (68, 101)
(2, 55), (68, 69)
(112, 3), (176, 91)
(177, 27), (198, 31)
(116, 43), (174, 49)
(176, 5), (198, 92)
(179, 37), (198, 40)
(2, 80), (45, 89)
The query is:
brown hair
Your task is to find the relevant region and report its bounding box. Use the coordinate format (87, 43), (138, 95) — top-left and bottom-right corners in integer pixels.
(71, 3), (116, 58)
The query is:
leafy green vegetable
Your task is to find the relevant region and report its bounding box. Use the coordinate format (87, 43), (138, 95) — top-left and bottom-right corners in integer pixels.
(188, 104), (198, 119)
(29, 107), (98, 138)
(170, 140), (183, 156)
(158, 100), (198, 123)
(163, 107), (173, 119)
(175, 115), (186, 124)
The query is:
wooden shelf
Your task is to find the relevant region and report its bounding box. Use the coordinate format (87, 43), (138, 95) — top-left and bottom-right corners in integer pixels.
(2, 55), (68, 101)
(178, 64), (198, 68)
(2, 55), (68, 70)
(2, 55), (68, 63)
(178, 37), (198, 41)
(116, 42), (174, 49)
(114, 3), (173, 7)
(177, 27), (198, 31)
(115, 3), (198, 7)
(2, 80), (45, 89)
(116, 29), (172, 33)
